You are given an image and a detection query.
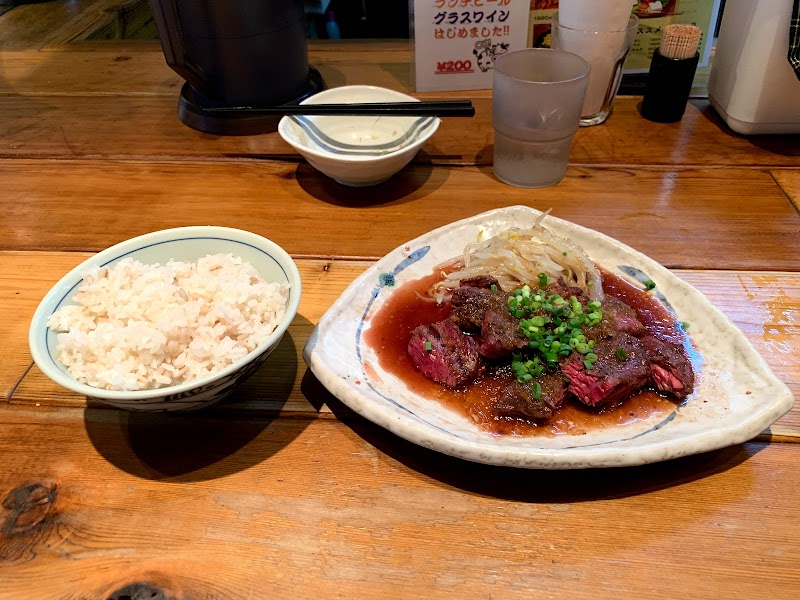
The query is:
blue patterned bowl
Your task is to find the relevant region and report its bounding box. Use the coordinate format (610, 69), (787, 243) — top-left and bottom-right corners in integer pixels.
(29, 227), (301, 411)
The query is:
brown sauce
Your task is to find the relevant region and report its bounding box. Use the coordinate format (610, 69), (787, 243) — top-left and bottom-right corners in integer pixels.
(599, 268), (683, 345)
(362, 270), (687, 437)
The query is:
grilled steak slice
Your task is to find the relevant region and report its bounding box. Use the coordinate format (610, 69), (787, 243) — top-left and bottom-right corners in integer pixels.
(604, 296), (647, 337)
(479, 309), (527, 359)
(586, 295), (648, 341)
(408, 320), (482, 388)
(562, 333), (651, 407)
(642, 335), (694, 399)
(459, 275), (500, 289)
(494, 373), (568, 420)
(450, 286), (507, 332)
(547, 277), (589, 305)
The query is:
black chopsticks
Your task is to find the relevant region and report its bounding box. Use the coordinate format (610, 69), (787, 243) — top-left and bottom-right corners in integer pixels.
(206, 99), (475, 118)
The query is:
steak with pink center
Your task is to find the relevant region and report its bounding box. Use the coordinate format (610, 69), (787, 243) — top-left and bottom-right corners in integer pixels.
(562, 333), (651, 407)
(408, 320), (482, 388)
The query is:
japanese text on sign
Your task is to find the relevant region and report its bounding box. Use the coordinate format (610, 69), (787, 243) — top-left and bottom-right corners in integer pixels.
(413, 0), (529, 91)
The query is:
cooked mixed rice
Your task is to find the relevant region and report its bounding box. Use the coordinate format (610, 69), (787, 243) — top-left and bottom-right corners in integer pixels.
(47, 254), (289, 391)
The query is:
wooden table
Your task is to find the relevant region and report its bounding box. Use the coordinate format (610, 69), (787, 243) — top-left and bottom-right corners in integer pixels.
(1, 37), (800, 599)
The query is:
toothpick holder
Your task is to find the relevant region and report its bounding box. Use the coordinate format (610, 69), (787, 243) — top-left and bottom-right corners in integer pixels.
(641, 49), (700, 123)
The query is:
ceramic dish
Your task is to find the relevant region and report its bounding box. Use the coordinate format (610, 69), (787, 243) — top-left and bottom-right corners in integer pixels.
(304, 206), (794, 469)
(278, 85), (440, 187)
(29, 226), (301, 411)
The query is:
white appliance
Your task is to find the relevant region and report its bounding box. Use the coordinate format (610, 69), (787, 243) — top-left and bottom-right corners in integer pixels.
(708, 0), (800, 134)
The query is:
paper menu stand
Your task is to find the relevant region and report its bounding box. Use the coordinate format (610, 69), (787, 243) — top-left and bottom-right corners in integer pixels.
(412, 0), (532, 92)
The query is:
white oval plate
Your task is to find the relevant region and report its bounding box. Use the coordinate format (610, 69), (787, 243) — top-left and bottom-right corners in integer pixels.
(303, 206), (794, 468)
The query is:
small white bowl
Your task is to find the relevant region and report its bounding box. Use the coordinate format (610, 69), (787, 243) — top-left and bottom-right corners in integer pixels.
(278, 85), (440, 187)
(29, 226), (301, 411)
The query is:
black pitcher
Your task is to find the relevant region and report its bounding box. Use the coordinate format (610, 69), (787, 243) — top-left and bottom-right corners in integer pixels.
(149, 0), (323, 134)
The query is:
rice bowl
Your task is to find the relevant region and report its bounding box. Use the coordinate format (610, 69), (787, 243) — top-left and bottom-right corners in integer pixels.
(29, 226), (301, 411)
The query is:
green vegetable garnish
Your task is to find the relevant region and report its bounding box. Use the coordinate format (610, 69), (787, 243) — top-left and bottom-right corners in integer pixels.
(424, 341), (432, 351)
(507, 277), (604, 382)
(644, 280), (656, 290)
(538, 273), (549, 289)
(531, 381), (542, 400)
(615, 348), (628, 361)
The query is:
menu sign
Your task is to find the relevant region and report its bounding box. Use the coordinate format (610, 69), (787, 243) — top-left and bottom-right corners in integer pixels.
(412, 0), (532, 92)
(527, 0), (722, 72)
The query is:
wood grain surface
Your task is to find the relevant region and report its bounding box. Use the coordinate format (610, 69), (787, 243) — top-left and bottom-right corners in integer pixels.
(1, 404), (799, 600)
(0, 94), (494, 164)
(4, 253), (798, 438)
(773, 170), (800, 212)
(2, 44), (800, 166)
(0, 0), (129, 50)
(0, 43), (417, 95)
(1, 89), (798, 168)
(1, 35), (800, 600)
(1, 160), (798, 271)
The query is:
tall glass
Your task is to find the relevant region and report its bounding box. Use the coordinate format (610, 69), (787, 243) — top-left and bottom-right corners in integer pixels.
(551, 12), (640, 126)
(492, 48), (589, 189)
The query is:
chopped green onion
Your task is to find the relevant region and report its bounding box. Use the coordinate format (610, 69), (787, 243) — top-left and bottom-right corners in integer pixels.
(583, 359), (594, 370)
(615, 348), (628, 361)
(508, 284), (604, 375)
(424, 341), (432, 352)
(680, 321), (690, 330)
(490, 284), (498, 292)
(644, 280), (656, 290)
(538, 273), (549, 289)
(531, 381), (542, 400)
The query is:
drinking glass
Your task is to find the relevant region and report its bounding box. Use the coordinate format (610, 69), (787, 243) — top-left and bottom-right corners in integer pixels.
(492, 48), (589, 189)
(551, 12), (640, 126)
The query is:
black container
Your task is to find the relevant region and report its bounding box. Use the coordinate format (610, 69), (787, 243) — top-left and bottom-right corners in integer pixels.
(641, 49), (700, 123)
(149, 0), (324, 134)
